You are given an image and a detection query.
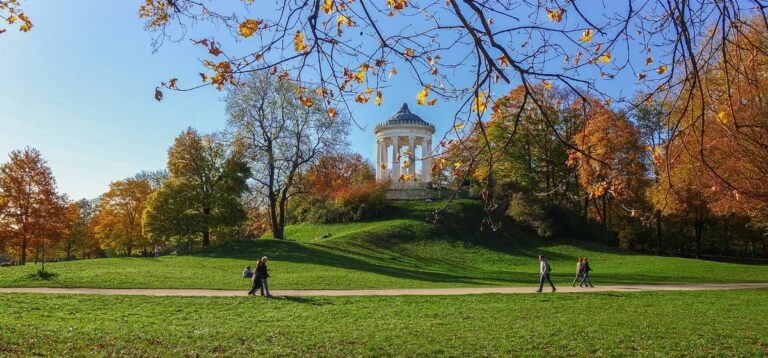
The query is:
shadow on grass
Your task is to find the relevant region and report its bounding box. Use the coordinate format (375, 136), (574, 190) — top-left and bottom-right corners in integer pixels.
(277, 296), (334, 306)
(26, 269), (58, 280)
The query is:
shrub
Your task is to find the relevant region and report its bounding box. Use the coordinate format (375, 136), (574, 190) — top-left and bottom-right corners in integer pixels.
(506, 193), (556, 238)
(291, 183), (386, 224)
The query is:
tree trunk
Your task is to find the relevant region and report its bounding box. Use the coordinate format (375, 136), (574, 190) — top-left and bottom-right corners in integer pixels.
(41, 237), (46, 273)
(655, 209), (663, 254)
(268, 195), (282, 240)
(20, 235), (27, 265)
(202, 207), (211, 246)
(723, 216), (730, 256)
(694, 208), (703, 258)
(583, 195), (589, 218)
(66, 240), (73, 261)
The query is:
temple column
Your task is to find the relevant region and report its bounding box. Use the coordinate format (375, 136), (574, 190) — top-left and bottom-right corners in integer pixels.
(408, 136), (415, 175)
(375, 139), (381, 180)
(423, 138), (432, 182)
(391, 136), (400, 180)
(381, 139), (388, 180)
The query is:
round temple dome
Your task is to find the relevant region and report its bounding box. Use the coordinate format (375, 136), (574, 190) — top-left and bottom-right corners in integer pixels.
(375, 103), (435, 132)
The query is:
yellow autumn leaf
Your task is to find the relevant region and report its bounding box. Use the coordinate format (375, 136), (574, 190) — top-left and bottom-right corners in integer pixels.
(453, 122), (465, 130)
(416, 86), (430, 105)
(579, 29), (594, 43)
(600, 52), (611, 63)
(336, 15), (353, 35)
(542, 80), (553, 90)
(322, 0), (333, 14)
(404, 48), (414, 57)
(472, 91), (488, 112)
(546, 8), (563, 22)
(657, 65), (667, 74)
(238, 19), (262, 38)
(427, 98), (437, 106)
(355, 68), (366, 83)
(645, 56), (654, 66)
(327, 107), (338, 119)
(294, 31), (307, 52)
(389, 67), (397, 77)
(374, 90), (383, 106)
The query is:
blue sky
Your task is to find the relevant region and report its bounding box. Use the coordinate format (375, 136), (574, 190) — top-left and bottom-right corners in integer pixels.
(0, 1), (640, 200)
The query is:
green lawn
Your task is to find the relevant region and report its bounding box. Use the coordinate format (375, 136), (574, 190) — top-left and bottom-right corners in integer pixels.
(2, 200), (768, 289)
(2, 290), (767, 356)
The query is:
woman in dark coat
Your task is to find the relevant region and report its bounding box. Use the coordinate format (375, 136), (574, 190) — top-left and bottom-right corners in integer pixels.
(247, 263), (261, 296)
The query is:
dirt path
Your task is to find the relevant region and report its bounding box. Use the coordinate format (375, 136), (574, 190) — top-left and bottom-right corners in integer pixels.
(1, 283), (767, 297)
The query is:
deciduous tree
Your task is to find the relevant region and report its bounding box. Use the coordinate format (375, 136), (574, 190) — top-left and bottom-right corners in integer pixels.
(225, 73), (349, 239)
(0, 147), (64, 266)
(143, 128), (250, 247)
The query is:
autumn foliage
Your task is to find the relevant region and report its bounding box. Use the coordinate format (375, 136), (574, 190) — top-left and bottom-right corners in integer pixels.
(291, 153), (385, 223)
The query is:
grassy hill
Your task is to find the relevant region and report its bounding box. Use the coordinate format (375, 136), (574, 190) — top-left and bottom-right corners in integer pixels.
(2, 199), (768, 289)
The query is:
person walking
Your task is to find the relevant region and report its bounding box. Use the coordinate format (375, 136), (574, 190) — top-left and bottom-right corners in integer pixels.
(256, 256), (272, 297)
(247, 265), (262, 296)
(580, 257), (594, 287)
(153, 244), (161, 259)
(572, 257), (584, 287)
(536, 255), (556, 293)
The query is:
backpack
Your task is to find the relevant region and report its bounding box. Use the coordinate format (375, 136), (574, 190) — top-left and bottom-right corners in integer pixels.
(243, 270), (253, 279)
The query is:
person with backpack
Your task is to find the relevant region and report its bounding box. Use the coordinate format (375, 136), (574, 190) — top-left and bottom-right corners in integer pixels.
(242, 265), (254, 279)
(536, 255), (556, 293)
(580, 257), (594, 287)
(572, 257), (584, 287)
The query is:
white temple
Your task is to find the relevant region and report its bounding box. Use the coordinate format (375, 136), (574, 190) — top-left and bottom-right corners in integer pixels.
(374, 103), (435, 189)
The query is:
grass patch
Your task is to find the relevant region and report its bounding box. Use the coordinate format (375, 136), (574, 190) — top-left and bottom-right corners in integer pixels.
(1, 290), (767, 356)
(1, 200), (767, 289)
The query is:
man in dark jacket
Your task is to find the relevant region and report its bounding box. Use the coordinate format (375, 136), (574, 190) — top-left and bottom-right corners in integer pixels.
(579, 257), (594, 287)
(256, 256), (272, 297)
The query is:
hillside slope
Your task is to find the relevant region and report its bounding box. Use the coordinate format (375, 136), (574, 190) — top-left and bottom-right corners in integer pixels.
(1, 200), (767, 289)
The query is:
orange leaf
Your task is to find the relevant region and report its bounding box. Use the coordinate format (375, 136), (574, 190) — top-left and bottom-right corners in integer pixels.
(238, 19), (262, 38)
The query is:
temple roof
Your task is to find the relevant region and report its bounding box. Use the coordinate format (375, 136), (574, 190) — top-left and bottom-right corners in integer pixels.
(375, 103), (435, 131)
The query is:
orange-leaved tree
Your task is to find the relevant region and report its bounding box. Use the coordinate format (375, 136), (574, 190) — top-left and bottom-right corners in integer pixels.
(0, 147), (66, 266)
(92, 177), (153, 256)
(568, 99), (647, 227)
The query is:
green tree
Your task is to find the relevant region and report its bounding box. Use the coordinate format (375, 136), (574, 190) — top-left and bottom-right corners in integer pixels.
(143, 128), (250, 247)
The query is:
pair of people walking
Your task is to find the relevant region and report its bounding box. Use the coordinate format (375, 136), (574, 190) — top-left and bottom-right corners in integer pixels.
(571, 257), (594, 288)
(536, 255), (595, 292)
(246, 256), (272, 297)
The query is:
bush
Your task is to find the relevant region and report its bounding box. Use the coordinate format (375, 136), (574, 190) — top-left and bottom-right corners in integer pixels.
(291, 183), (387, 224)
(505, 192), (616, 243)
(506, 193), (557, 238)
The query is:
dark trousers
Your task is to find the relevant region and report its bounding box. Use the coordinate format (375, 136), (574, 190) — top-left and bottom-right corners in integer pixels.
(580, 272), (593, 287)
(538, 273), (556, 291)
(247, 279), (262, 295)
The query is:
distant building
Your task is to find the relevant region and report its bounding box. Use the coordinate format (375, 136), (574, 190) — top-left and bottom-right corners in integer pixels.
(374, 103), (435, 196)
